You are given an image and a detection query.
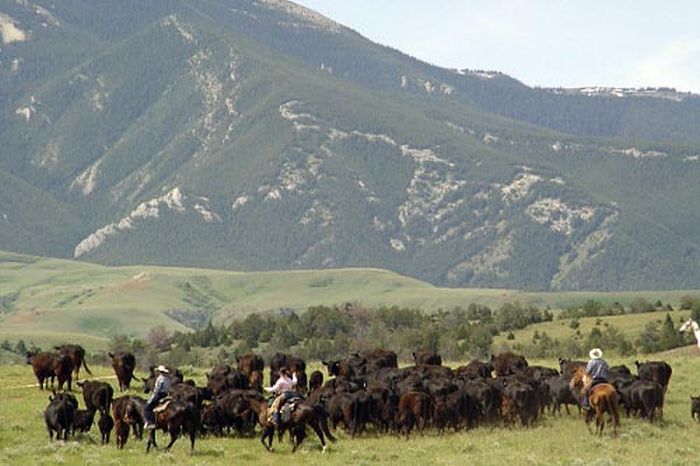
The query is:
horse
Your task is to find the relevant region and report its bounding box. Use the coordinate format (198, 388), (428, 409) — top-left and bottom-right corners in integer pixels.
(569, 367), (620, 436)
(244, 395), (335, 452)
(679, 318), (700, 348)
(145, 398), (200, 453)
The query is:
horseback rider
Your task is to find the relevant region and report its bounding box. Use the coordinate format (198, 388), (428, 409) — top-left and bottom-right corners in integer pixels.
(582, 348), (608, 414)
(265, 368), (298, 425)
(144, 365), (172, 430)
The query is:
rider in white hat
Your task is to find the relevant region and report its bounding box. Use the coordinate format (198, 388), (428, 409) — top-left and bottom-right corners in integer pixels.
(582, 348), (609, 414)
(144, 365), (172, 430)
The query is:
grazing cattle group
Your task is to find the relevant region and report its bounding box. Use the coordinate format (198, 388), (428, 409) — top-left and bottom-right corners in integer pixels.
(25, 341), (693, 453)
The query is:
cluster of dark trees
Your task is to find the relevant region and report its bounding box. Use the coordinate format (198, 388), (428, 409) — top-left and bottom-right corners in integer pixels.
(558, 298), (676, 319)
(125, 302), (550, 366)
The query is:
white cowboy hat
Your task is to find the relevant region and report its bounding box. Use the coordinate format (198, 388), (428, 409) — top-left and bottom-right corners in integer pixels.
(156, 365), (170, 374)
(589, 348), (603, 360)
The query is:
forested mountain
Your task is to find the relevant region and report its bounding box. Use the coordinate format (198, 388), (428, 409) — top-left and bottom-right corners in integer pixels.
(1, 0), (699, 291)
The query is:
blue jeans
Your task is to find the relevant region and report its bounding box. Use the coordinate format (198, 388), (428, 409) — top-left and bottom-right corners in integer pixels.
(144, 394), (164, 424)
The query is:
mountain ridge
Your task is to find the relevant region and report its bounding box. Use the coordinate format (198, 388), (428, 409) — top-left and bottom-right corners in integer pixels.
(1, 0), (699, 291)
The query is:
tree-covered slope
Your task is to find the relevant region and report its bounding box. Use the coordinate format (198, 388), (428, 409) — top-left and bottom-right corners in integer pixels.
(1, 0), (699, 290)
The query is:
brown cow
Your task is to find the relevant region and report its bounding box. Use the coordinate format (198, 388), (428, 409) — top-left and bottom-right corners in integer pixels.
(109, 352), (136, 391)
(395, 391), (432, 436)
(112, 395), (145, 449)
(55, 344), (91, 379)
(27, 351), (57, 390)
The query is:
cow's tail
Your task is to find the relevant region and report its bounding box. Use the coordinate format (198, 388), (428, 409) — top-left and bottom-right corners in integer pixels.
(83, 357), (93, 375)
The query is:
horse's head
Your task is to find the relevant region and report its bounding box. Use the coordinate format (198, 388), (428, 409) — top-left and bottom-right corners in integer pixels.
(569, 367), (586, 392)
(680, 318), (698, 334)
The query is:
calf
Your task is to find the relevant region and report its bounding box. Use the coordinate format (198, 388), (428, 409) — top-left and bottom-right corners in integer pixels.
(98, 411), (114, 444)
(72, 408), (96, 435)
(45, 392), (79, 441)
(691, 396), (700, 422)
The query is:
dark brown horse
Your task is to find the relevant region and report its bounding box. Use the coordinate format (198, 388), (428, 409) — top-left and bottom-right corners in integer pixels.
(245, 396), (335, 452)
(570, 367), (620, 436)
(146, 398), (200, 453)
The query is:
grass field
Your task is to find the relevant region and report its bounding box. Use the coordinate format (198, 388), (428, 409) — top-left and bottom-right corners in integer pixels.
(1, 250), (698, 348)
(2, 354), (700, 465)
(493, 310), (693, 348)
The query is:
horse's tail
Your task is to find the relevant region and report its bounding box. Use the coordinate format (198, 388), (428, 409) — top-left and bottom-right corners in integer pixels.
(607, 389), (620, 431)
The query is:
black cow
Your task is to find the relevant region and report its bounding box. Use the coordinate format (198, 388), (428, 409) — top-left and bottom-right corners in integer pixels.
(109, 352), (136, 391)
(635, 361), (672, 395)
(309, 370), (324, 392)
(544, 375), (579, 415)
(78, 380), (113, 415)
(490, 352), (528, 377)
(45, 391), (79, 441)
(455, 360), (491, 380)
(413, 351), (442, 366)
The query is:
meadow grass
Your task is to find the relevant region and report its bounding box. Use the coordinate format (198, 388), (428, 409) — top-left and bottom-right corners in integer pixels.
(3, 355), (700, 465)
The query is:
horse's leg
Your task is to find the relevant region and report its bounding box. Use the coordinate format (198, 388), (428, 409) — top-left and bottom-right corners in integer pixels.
(319, 412), (337, 443)
(260, 426), (273, 452)
(309, 418), (327, 451)
(146, 430), (155, 453)
(189, 423), (196, 451)
(164, 426), (179, 452)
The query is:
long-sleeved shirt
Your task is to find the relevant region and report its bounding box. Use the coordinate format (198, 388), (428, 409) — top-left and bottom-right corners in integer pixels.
(148, 374), (172, 403)
(585, 359), (609, 380)
(264, 373), (298, 394)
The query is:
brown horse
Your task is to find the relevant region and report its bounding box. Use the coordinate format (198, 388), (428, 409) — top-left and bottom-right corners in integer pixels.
(570, 367), (620, 436)
(244, 395), (335, 452)
(146, 398), (199, 453)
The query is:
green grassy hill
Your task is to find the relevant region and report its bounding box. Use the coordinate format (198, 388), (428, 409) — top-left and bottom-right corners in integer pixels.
(0, 250), (697, 349)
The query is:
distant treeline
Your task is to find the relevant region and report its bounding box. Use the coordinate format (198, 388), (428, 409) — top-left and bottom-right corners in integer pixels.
(3, 296), (698, 368)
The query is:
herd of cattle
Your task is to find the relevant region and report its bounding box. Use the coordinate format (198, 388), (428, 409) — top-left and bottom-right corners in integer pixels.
(26, 345), (676, 451)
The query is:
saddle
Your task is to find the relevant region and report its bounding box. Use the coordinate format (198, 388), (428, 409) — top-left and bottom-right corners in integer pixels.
(153, 396), (173, 413)
(279, 397), (303, 424)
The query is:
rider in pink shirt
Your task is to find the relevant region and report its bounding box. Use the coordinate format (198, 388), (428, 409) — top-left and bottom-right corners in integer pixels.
(266, 368), (298, 425)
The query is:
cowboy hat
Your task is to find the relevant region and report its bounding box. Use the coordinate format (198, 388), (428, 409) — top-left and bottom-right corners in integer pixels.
(156, 365), (170, 374)
(589, 348), (603, 360)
